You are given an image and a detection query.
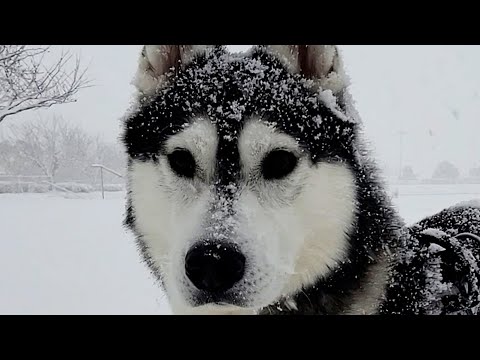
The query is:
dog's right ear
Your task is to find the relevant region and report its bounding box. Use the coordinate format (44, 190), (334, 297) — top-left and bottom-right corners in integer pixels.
(265, 45), (348, 94)
(133, 45), (213, 96)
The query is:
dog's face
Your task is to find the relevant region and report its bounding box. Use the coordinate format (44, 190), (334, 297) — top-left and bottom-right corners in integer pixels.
(124, 45), (358, 314)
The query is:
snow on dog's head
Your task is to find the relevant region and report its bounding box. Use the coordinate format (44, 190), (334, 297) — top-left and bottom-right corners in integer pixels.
(123, 45), (358, 314)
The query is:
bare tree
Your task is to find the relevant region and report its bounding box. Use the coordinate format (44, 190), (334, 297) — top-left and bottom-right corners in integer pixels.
(2, 115), (126, 187)
(8, 116), (93, 182)
(0, 140), (33, 175)
(469, 166), (480, 179)
(0, 45), (89, 123)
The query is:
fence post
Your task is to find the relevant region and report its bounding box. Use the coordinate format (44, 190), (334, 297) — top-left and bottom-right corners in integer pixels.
(100, 167), (105, 199)
(91, 164), (124, 200)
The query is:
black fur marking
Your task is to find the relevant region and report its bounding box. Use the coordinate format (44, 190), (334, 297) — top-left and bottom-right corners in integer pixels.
(123, 47), (355, 170)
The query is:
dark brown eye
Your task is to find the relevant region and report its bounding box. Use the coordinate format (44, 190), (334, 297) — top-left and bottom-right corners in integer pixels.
(261, 150), (298, 180)
(167, 149), (196, 178)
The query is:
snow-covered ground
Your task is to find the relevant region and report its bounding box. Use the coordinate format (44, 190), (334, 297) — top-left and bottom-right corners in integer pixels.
(1, 185), (480, 314)
(0, 191), (170, 314)
(388, 183), (480, 224)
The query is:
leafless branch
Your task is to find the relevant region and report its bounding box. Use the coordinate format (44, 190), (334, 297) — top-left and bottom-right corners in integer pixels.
(0, 45), (91, 123)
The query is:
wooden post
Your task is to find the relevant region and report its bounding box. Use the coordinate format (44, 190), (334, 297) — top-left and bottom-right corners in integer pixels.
(100, 167), (104, 200)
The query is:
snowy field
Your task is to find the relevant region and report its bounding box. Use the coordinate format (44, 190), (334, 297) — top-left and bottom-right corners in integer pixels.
(1, 185), (480, 315)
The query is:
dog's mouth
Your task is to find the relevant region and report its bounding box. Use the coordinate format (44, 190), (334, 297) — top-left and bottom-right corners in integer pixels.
(187, 302), (256, 315)
(190, 290), (247, 308)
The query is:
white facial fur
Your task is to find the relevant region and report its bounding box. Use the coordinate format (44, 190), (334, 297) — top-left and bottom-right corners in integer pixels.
(129, 117), (357, 314)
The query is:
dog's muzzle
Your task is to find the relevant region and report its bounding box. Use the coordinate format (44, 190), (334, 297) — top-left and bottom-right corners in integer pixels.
(185, 241), (245, 294)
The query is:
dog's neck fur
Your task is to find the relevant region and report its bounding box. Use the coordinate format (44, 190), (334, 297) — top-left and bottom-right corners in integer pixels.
(258, 251), (392, 315)
(344, 254), (390, 314)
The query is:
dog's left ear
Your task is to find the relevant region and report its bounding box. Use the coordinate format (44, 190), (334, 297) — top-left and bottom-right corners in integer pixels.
(265, 45), (348, 94)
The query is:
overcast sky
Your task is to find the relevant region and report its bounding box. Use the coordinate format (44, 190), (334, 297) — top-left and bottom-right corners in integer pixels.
(3, 45), (480, 178)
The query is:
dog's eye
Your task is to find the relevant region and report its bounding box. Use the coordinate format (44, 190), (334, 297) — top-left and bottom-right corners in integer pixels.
(261, 150), (298, 180)
(167, 149), (196, 179)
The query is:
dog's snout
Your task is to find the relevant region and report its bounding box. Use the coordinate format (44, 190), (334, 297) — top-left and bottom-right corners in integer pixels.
(185, 242), (245, 293)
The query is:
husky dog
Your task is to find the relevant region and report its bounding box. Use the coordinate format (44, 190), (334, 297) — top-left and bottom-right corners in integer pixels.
(122, 45), (480, 315)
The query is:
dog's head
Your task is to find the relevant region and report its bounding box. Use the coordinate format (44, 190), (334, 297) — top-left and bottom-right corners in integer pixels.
(123, 45), (359, 314)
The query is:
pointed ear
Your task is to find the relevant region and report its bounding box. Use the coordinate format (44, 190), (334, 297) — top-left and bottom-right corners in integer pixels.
(133, 45), (213, 96)
(266, 45), (348, 94)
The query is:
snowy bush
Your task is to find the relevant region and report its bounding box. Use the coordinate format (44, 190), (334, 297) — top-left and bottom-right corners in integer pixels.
(400, 166), (417, 181)
(0, 182), (49, 194)
(0, 181), (124, 194)
(432, 161), (460, 182)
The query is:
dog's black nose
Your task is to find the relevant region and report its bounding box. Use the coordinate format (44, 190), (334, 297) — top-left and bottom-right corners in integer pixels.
(185, 242), (245, 293)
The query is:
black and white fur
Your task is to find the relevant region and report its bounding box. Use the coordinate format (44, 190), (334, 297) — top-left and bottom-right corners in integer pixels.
(123, 45), (480, 315)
